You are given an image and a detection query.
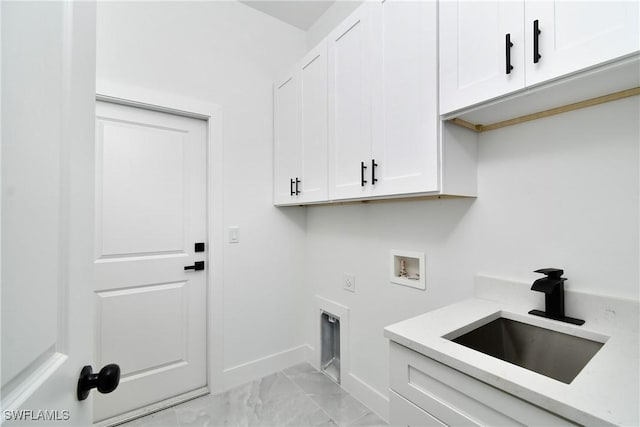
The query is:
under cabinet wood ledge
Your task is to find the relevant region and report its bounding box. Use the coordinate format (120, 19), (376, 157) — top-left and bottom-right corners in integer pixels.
(448, 87), (640, 133)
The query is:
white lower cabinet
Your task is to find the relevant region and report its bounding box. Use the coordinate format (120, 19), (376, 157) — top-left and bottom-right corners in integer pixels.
(389, 342), (578, 426)
(390, 390), (446, 427)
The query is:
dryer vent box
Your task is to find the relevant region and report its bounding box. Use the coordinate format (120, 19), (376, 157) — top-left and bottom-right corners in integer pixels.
(321, 311), (340, 384)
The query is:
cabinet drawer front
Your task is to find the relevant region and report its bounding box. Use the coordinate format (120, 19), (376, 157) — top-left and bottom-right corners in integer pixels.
(390, 389), (446, 427)
(389, 342), (577, 426)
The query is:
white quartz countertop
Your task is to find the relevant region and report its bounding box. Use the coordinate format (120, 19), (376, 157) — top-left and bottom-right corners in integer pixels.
(383, 275), (639, 426)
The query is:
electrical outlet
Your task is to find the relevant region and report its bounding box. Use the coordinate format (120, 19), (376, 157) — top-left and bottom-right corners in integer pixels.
(343, 274), (355, 293)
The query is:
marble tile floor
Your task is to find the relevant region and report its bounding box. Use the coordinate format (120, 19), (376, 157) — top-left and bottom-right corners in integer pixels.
(120, 363), (388, 427)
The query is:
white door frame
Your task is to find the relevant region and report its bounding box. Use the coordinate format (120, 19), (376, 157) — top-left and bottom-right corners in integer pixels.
(95, 80), (225, 422)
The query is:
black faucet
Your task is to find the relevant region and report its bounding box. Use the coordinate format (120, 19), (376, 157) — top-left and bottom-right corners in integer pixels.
(528, 268), (584, 325)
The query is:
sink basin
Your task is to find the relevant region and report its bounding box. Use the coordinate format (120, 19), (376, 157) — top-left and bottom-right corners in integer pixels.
(445, 316), (605, 384)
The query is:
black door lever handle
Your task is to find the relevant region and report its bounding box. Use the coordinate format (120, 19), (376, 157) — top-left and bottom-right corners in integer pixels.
(184, 261), (205, 271)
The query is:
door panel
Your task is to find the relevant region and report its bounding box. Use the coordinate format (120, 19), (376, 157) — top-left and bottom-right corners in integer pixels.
(273, 73), (300, 204)
(300, 42), (329, 203)
(371, 0), (439, 196)
(328, 3), (373, 200)
(1, 2), (96, 424)
(525, 1), (639, 86)
(94, 101), (207, 422)
(97, 121), (186, 257)
(2, 0), (63, 386)
(97, 282), (187, 375)
(439, 1), (525, 114)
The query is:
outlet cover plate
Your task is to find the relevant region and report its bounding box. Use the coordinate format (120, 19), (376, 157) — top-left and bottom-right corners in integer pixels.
(343, 274), (355, 292)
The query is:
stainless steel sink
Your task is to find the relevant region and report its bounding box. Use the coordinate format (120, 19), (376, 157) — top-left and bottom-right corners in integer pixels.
(445, 317), (605, 384)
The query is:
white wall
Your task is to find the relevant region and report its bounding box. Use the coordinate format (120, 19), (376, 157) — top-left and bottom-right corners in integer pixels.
(96, 1), (308, 390)
(305, 97), (639, 411)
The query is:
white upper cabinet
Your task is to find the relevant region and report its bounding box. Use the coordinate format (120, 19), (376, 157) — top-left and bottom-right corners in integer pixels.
(327, 3), (373, 201)
(326, 0), (475, 202)
(275, 1), (478, 205)
(440, 0), (640, 115)
(370, 0), (439, 196)
(440, 1), (525, 115)
(299, 41), (329, 203)
(273, 70), (300, 205)
(524, 1), (640, 86)
(274, 42), (329, 206)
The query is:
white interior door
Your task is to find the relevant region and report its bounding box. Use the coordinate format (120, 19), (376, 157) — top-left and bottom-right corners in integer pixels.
(93, 101), (208, 422)
(1, 2), (98, 425)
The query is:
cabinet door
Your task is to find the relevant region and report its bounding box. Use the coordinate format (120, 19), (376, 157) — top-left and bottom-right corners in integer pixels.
(273, 71), (300, 205)
(328, 3), (373, 201)
(525, 1), (639, 86)
(371, 0), (439, 196)
(439, 1), (525, 114)
(300, 41), (329, 203)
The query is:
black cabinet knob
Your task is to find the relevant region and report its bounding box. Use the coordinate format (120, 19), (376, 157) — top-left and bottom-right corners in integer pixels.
(77, 364), (120, 401)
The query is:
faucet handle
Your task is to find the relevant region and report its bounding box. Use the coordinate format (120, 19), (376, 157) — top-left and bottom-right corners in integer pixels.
(534, 268), (564, 279)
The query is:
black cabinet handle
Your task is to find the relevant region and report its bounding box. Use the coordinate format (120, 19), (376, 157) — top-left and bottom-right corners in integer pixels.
(77, 364), (120, 401)
(505, 33), (514, 74)
(290, 178), (295, 196)
(533, 20), (541, 63)
(360, 161), (368, 187)
(184, 261), (205, 271)
(371, 159), (378, 184)
(295, 178), (301, 195)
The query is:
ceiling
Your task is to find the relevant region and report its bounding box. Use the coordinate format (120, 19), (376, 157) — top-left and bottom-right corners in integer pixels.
(239, 1), (336, 30)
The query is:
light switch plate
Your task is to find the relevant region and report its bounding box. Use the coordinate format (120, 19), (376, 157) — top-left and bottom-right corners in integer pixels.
(343, 274), (355, 293)
(228, 226), (239, 244)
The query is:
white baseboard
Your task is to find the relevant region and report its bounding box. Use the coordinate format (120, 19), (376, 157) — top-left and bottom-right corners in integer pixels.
(304, 345), (319, 370)
(343, 372), (389, 423)
(98, 387), (209, 427)
(222, 344), (309, 391)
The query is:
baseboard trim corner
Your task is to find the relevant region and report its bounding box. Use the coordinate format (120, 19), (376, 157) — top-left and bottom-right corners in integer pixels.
(343, 372), (389, 423)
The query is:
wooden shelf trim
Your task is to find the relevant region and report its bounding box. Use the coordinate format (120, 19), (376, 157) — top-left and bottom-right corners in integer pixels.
(447, 87), (640, 133)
